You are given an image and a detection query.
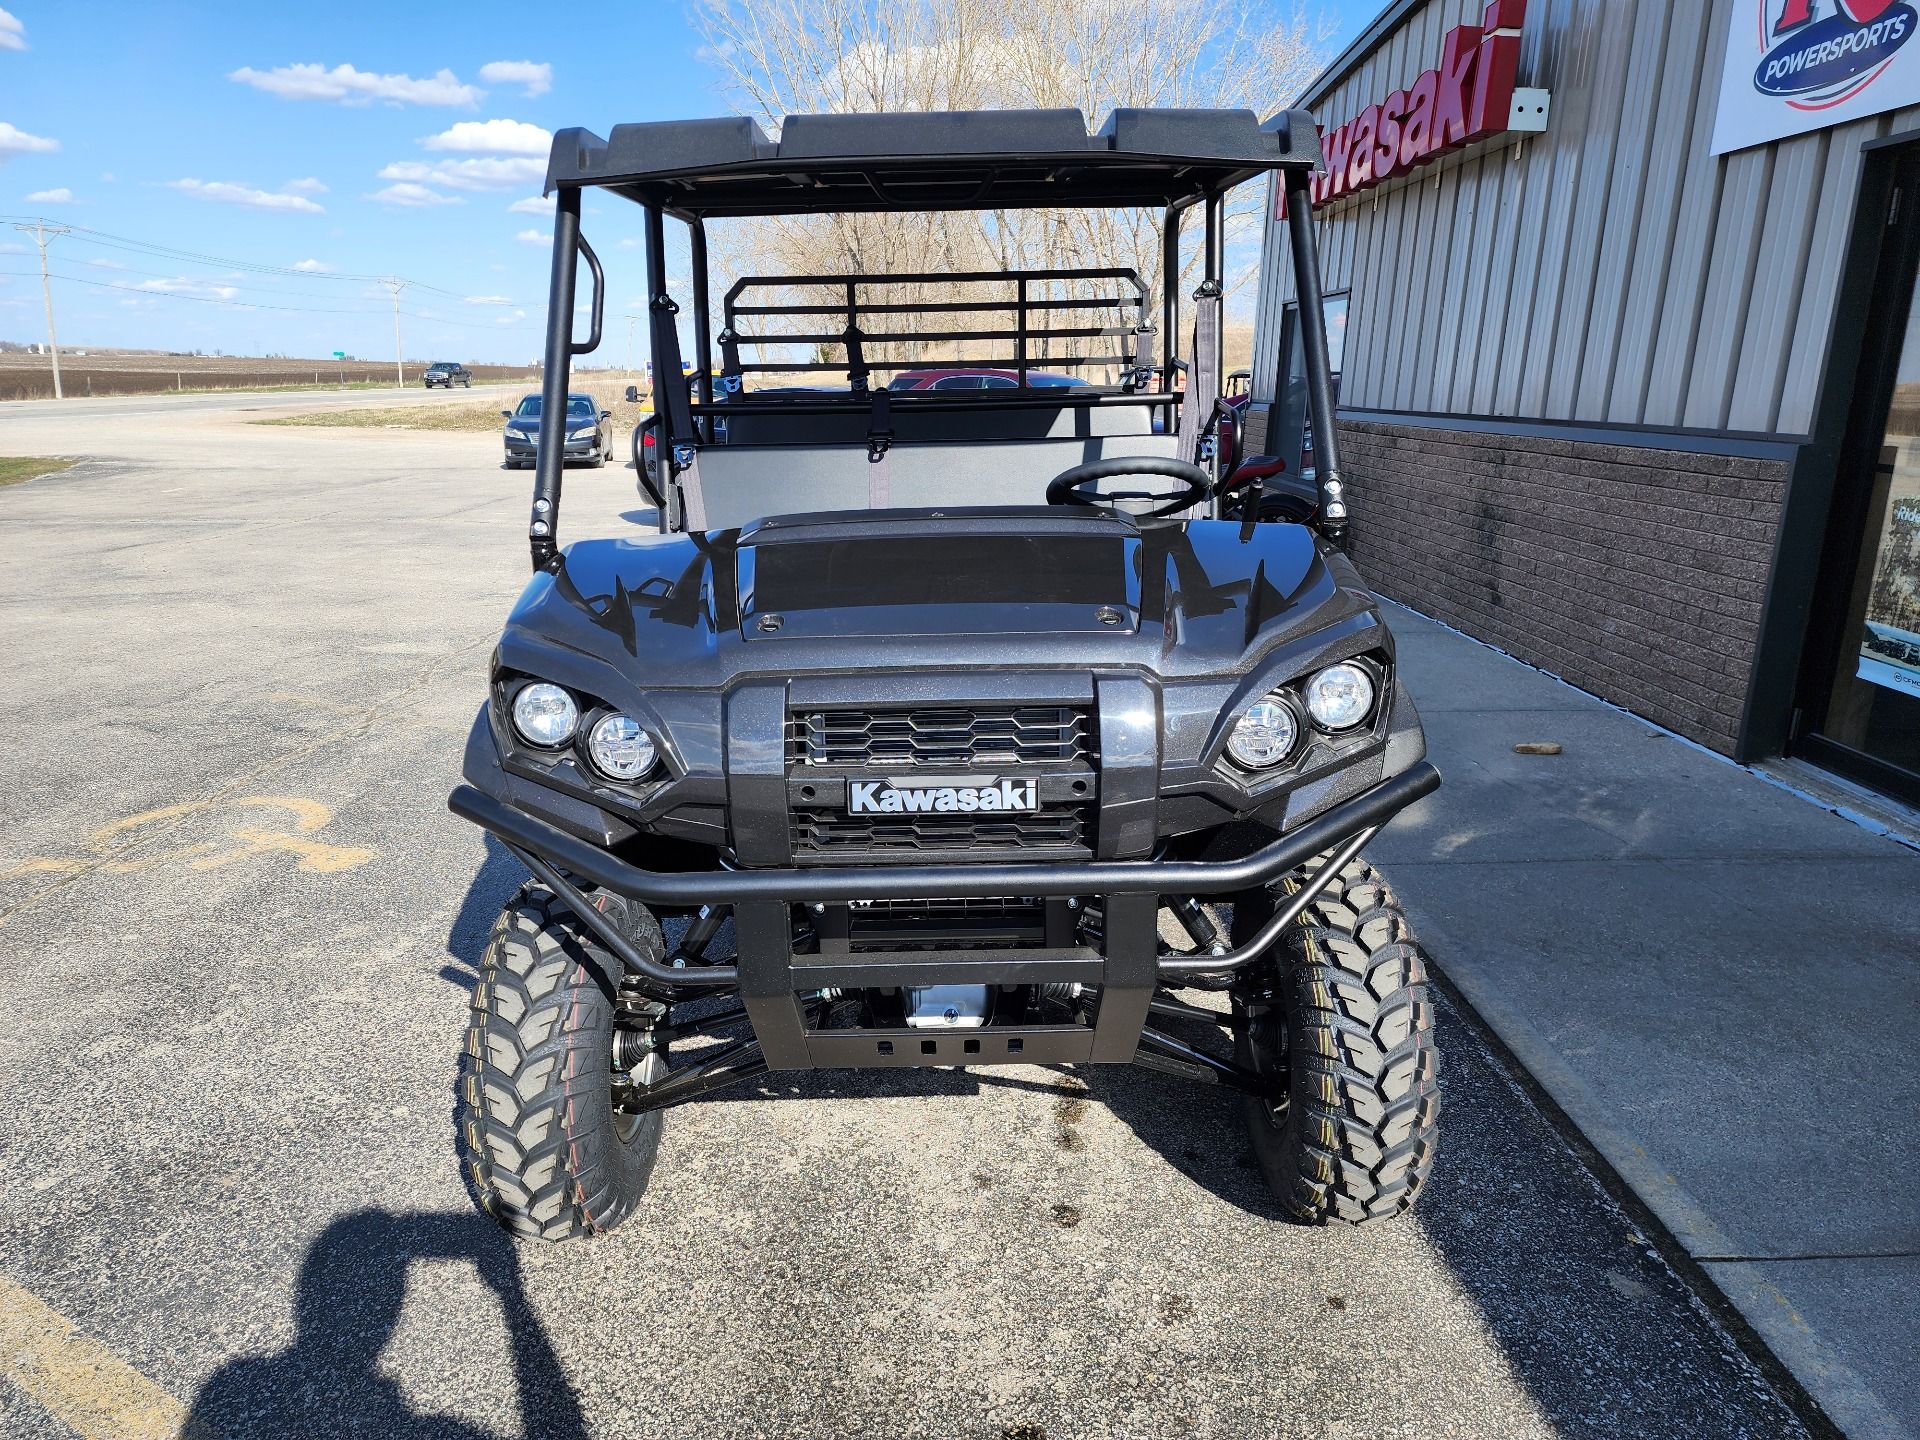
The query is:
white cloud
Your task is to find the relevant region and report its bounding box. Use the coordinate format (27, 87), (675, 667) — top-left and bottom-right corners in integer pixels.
(169, 178), (325, 214)
(378, 155), (544, 192)
(0, 7), (24, 51)
(86, 257), (127, 270)
(515, 228), (551, 246)
(366, 181), (463, 208)
(291, 258), (333, 272)
(508, 195), (549, 215)
(283, 176), (328, 196)
(420, 119), (551, 155)
(478, 60), (551, 97)
(0, 240), (23, 254)
(0, 122), (58, 159)
(137, 277), (241, 300)
(498, 309), (528, 325)
(463, 294), (513, 305)
(228, 62), (481, 108)
(24, 187), (72, 203)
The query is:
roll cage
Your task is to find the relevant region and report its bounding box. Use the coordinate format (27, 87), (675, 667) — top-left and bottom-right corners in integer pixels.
(523, 106), (1348, 567)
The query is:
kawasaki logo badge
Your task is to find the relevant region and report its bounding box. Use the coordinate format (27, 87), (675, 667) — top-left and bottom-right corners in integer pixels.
(847, 777), (1039, 815)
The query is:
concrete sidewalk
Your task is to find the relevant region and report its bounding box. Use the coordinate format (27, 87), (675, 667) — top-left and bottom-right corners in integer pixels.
(1378, 602), (1920, 1440)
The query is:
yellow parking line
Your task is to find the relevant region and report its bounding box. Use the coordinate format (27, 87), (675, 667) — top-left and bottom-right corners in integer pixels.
(0, 1275), (187, 1440)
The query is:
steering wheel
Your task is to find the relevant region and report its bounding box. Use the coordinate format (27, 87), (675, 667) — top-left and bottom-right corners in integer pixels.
(1045, 457), (1212, 520)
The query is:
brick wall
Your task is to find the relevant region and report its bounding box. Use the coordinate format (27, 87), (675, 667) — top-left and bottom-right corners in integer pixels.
(1334, 418), (1790, 755)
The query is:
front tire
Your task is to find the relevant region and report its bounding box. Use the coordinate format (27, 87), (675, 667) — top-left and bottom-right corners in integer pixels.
(1231, 854), (1439, 1224)
(458, 884), (665, 1241)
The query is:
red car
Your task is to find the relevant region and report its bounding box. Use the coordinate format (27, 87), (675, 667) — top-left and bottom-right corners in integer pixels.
(887, 367), (1089, 391)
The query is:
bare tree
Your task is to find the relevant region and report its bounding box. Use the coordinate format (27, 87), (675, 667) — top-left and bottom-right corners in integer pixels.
(692, 0), (1323, 381)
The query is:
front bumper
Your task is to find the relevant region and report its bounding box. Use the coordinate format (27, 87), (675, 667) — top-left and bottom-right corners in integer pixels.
(505, 435), (599, 462)
(447, 759), (1439, 1074)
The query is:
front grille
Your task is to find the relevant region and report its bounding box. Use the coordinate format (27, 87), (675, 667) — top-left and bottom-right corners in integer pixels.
(787, 705), (1091, 768)
(792, 804), (1089, 855)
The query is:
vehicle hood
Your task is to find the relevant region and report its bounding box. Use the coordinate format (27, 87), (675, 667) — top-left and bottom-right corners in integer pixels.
(497, 507), (1380, 690)
(503, 415), (592, 433)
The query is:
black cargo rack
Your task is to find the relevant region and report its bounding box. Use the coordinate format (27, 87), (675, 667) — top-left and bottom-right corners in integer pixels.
(719, 267), (1153, 388)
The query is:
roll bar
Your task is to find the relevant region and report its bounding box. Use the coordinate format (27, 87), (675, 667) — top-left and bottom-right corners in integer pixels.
(525, 160), (1345, 567)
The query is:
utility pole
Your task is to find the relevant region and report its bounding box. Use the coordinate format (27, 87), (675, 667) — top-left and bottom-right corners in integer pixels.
(380, 277), (406, 386)
(627, 314), (638, 378)
(13, 219), (70, 399)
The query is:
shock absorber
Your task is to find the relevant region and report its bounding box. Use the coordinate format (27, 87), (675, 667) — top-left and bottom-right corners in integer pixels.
(1170, 895), (1226, 955)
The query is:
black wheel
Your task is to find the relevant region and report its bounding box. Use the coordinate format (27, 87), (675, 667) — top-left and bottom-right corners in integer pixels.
(458, 884), (666, 1241)
(1230, 853), (1439, 1224)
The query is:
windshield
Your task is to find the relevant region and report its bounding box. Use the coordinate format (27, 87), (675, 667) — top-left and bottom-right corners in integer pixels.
(513, 397), (597, 420)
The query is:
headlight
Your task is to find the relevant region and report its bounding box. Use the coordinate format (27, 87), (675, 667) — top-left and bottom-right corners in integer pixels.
(511, 682), (578, 747)
(586, 713), (656, 780)
(567, 426), (593, 439)
(1226, 696), (1298, 769)
(1304, 662), (1376, 730)
(505, 428), (528, 441)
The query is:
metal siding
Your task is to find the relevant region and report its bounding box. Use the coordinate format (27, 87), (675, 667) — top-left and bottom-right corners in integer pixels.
(1591, 0), (1701, 423)
(1542, 0), (1653, 418)
(1680, 148), (1773, 431)
(1248, 0), (1892, 441)
(1726, 132), (1825, 433)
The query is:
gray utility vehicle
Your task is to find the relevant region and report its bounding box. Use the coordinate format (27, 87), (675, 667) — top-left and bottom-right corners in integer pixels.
(449, 108), (1442, 1241)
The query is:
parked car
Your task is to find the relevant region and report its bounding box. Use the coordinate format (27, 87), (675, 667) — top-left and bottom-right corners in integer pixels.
(501, 393), (613, 469)
(423, 361), (473, 389)
(888, 367), (1091, 391)
(450, 106), (1438, 1244)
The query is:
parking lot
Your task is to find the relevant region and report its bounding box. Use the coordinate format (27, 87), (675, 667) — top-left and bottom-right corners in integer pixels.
(0, 392), (1812, 1440)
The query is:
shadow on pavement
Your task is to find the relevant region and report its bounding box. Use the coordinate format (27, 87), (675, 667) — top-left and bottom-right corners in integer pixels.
(1089, 995), (1807, 1439)
(182, 1209), (587, 1439)
(439, 835), (524, 989)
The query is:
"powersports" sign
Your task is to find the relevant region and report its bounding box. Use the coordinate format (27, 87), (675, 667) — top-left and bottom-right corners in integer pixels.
(1712, 0), (1920, 153)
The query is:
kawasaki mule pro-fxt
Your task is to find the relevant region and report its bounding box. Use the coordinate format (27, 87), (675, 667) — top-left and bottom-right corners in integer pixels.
(449, 108), (1442, 1240)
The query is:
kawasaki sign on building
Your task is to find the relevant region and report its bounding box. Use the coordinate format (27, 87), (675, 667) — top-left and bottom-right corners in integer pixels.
(1712, 0), (1920, 151)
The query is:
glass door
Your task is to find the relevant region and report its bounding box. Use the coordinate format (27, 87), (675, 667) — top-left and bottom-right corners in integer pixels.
(1797, 149), (1920, 806)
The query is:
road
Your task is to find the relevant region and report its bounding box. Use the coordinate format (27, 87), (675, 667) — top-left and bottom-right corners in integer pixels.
(0, 392), (1809, 1440)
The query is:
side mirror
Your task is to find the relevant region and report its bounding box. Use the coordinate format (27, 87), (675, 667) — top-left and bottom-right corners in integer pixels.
(600, 410), (612, 421)
(624, 385), (640, 404)
(501, 410), (512, 418)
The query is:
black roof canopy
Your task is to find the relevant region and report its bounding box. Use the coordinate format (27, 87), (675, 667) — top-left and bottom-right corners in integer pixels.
(544, 108), (1321, 218)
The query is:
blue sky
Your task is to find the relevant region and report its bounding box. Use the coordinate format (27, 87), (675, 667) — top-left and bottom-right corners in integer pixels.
(0, 1), (1367, 364)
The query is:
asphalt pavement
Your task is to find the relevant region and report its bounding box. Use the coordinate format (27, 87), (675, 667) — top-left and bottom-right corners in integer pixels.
(0, 390), (1812, 1439)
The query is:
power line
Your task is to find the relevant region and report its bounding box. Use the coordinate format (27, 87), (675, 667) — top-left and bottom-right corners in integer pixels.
(0, 213), (472, 298)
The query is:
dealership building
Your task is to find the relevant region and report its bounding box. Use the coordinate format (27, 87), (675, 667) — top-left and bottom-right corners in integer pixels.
(1247, 0), (1920, 807)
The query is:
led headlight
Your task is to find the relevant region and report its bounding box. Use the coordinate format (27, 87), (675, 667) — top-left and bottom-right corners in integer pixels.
(586, 713), (656, 780)
(511, 682), (578, 748)
(1304, 662), (1376, 731)
(1226, 696), (1298, 769)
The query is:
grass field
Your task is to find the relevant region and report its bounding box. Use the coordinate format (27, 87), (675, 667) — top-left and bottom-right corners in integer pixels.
(254, 379), (652, 436)
(0, 456), (76, 488)
(0, 351), (541, 402)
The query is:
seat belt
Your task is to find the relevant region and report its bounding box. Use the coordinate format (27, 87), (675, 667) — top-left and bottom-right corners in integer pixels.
(1179, 282), (1222, 468)
(866, 389), (892, 508)
(843, 319), (871, 397)
(650, 290), (708, 530)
